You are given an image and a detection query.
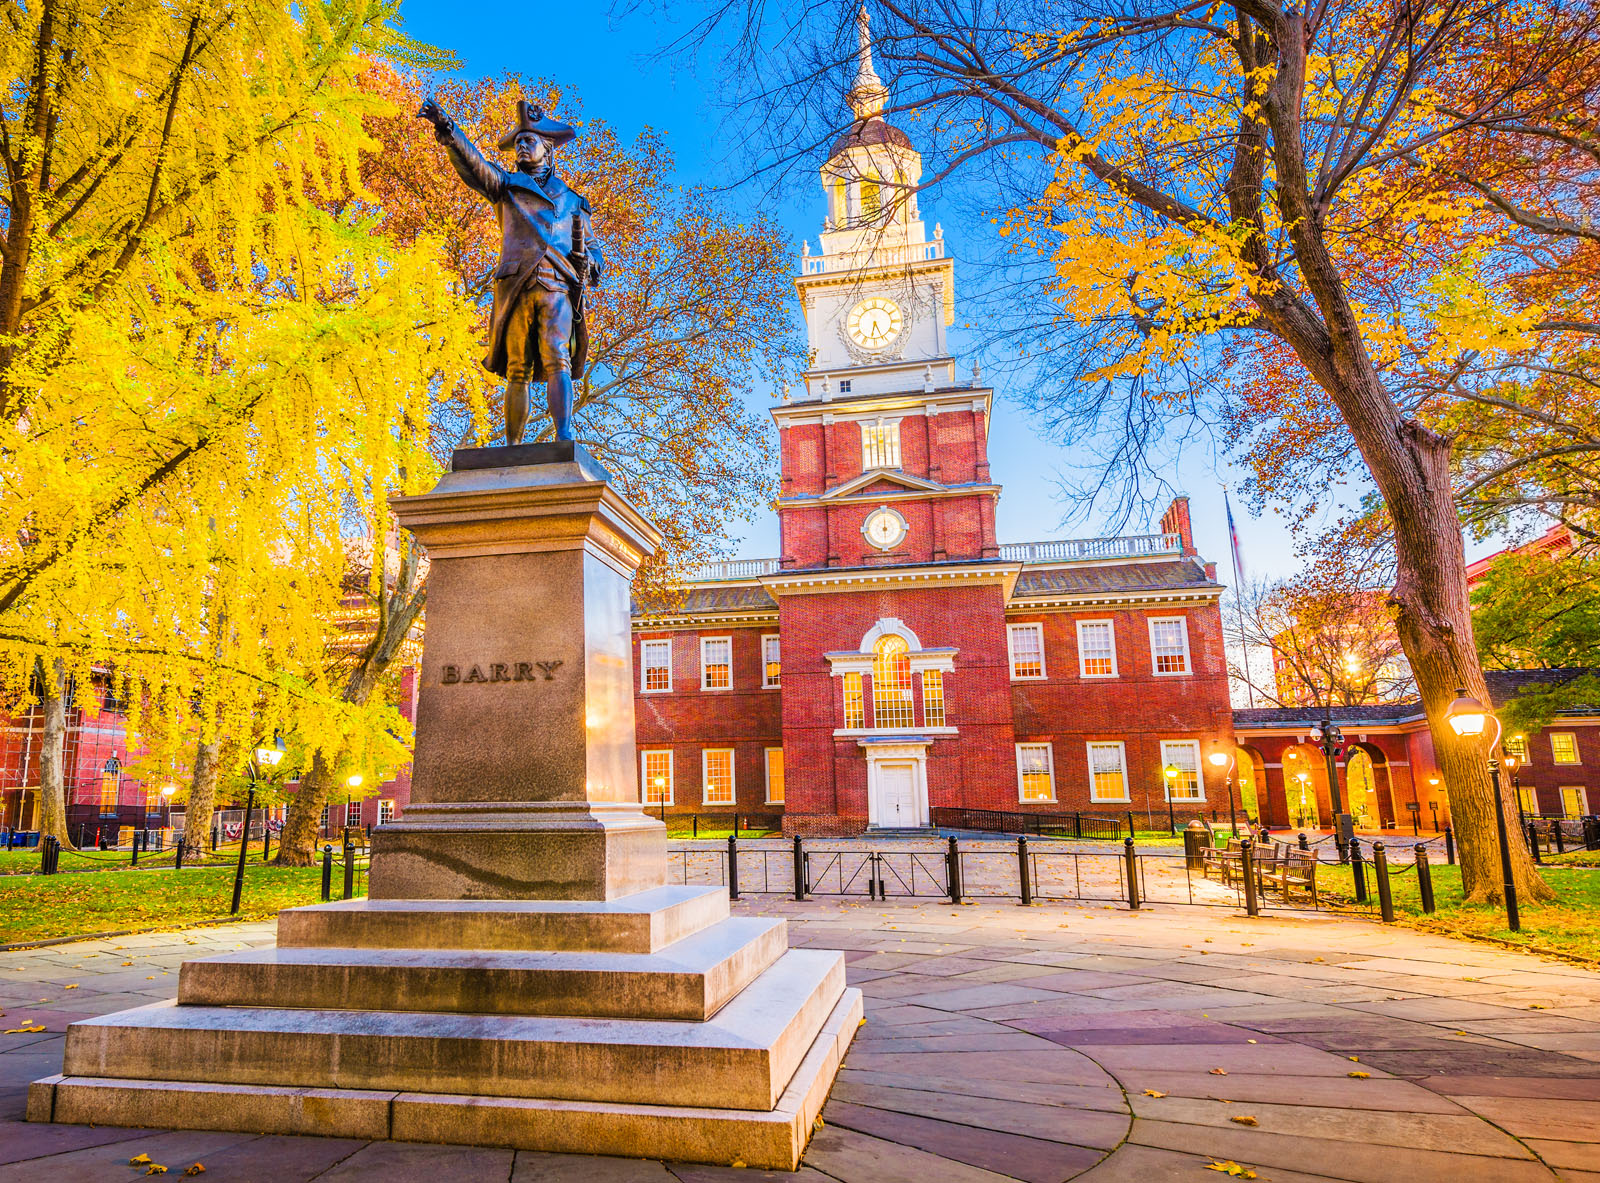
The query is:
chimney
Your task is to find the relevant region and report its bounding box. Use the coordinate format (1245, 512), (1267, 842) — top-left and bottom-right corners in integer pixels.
(1160, 495), (1197, 556)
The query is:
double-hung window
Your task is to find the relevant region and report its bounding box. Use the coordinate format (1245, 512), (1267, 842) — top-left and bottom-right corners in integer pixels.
(765, 748), (785, 804)
(642, 750), (673, 805)
(1149, 617), (1191, 675)
(1161, 740), (1203, 801)
(1562, 787), (1589, 818)
(1087, 742), (1129, 802)
(763, 635), (781, 688)
(1008, 623), (1046, 679)
(1016, 744), (1056, 802)
(843, 673), (865, 729)
(345, 800), (363, 827)
(921, 669), (946, 727)
(641, 639), (672, 692)
(702, 749), (735, 806)
(1551, 732), (1581, 764)
(1077, 620), (1117, 677)
(378, 799), (396, 825)
(701, 637), (732, 690)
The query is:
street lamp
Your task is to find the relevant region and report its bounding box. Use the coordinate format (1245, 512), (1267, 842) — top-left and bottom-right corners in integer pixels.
(653, 776), (668, 823)
(1163, 763), (1179, 835)
(1209, 748), (1237, 836)
(1309, 715), (1349, 860)
(346, 773), (364, 842)
(1445, 687), (1519, 932)
(1294, 771), (1313, 829)
(234, 732), (286, 915)
(160, 784), (177, 832)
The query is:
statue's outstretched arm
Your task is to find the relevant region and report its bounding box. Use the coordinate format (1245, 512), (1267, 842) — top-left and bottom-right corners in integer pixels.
(417, 99), (506, 203)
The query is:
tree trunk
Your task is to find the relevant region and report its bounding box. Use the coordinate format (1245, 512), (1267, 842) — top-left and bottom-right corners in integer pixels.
(274, 750), (336, 867)
(182, 735), (224, 861)
(35, 657), (75, 851)
(1385, 423), (1554, 904)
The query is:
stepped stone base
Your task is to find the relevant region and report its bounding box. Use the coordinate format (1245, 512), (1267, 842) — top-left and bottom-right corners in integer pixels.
(29, 885), (858, 1169)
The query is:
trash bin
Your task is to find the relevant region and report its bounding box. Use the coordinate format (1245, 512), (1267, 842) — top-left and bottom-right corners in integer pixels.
(1184, 819), (1212, 871)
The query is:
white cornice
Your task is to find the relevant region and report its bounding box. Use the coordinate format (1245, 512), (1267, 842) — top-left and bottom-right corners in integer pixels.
(633, 611), (778, 632)
(782, 482), (1002, 509)
(1006, 589), (1223, 611)
(773, 387), (992, 424)
(762, 561), (1021, 600)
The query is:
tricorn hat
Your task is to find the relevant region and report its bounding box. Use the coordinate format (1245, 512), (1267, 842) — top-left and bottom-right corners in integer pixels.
(498, 100), (576, 151)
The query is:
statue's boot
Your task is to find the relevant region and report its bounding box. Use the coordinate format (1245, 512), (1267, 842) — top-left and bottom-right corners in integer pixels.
(504, 378), (530, 446)
(548, 371), (576, 442)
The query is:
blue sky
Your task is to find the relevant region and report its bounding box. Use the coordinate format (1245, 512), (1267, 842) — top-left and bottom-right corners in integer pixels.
(398, 0), (1330, 583)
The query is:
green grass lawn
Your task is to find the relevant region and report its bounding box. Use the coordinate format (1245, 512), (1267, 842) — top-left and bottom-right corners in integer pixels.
(0, 863), (342, 945)
(1317, 860), (1600, 962)
(0, 840), (271, 875)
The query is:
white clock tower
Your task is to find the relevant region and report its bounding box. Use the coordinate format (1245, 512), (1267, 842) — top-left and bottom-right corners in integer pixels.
(795, 6), (956, 400)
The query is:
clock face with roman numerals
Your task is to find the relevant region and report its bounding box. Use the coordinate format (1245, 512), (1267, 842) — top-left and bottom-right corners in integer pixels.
(863, 507), (908, 550)
(847, 297), (904, 350)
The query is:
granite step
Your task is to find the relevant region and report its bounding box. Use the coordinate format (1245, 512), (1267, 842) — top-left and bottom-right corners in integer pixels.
(179, 915), (787, 1021)
(62, 948), (845, 1112)
(30, 986), (865, 1171)
(276, 884), (728, 954)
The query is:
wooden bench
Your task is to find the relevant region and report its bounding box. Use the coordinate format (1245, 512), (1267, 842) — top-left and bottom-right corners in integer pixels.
(1268, 849), (1319, 905)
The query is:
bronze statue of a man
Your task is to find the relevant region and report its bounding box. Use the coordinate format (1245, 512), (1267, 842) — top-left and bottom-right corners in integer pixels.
(418, 97), (604, 445)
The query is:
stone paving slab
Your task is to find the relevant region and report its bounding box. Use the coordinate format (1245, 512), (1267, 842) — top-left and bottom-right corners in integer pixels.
(2, 896), (1599, 1180)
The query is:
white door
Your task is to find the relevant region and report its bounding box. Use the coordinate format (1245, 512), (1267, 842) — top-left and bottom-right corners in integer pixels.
(880, 763), (918, 827)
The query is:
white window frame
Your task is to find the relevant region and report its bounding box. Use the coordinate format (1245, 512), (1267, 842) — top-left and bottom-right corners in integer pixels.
(1516, 786), (1539, 818)
(1076, 619), (1119, 679)
(762, 634), (781, 689)
(765, 747), (785, 804)
(1016, 743), (1057, 803)
(1550, 732), (1581, 765)
(642, 749), (674, 806)
(1086, 741), (1130, 803)
(1007, 622), (1047, 680)
(862, 418), (902, 470)
(319, 804), (330, 831)
(345, 800), (363, 827)
(702, 748), (736, 806)
(700, 636), (733, 691)
(640, 638), (672, 693)
(1160, 739), (1205, 802)
(1148, 616), (1192, 677)
(1560, 786), (1589, 819)
(378, 799), (396, 825)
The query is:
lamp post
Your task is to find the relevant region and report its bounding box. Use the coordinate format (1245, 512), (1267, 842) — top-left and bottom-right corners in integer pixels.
(1445, 688), (1519, 932)
(346, 773), (363, 842)
(1309, 715), (1349, 860)
(1163, 764), (1179, 835)
(160, 784), (177, 844)
(1504, 755), (1524, 827)
(1294, 771), (1313, 830)
(234, 732), (285, 915)
(653, 776), (668, 823)
(1209, 747), (1237, 836)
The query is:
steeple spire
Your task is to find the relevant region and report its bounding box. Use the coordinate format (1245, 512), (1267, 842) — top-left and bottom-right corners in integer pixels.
(846, 5), (889, 119)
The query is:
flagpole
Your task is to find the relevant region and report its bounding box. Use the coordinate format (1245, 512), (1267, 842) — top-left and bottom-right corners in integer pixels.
(1225, 487), (1256, 708)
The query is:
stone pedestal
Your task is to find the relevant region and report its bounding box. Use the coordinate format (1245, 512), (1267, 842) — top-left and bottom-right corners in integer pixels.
(29, 444), (857, 1171)
(369, 443), (665, 901)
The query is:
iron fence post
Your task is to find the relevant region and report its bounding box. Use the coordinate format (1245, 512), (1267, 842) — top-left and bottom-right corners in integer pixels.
(1350, 837), (1367, 904)
(1526, 819), (1542, 864)
(946, 836), (962, 903)
(174, 838), (185, 873)
(1074, 813), (1082, 840)
(692, 815), (699, 840)
(1554, 822), (1565, 855)
(1298, 832), (1310, 851)
(131, 830), (140, 867)
(727, 834), (740, 900)
(1444, 823), (1455, 865)
(1018, 836), (1032, 906)
(1241, 838), (1259, 917)
(1126, 811), (1135, 841)
(792, 835), (805, 900)
(230, 786), (256, 915)
(263, 825), (271, 863)
(1123, 836), (1140, 909)
(1373, 842), (1394, 923)
(1416, 844), (1435, 913)
(321, 845), (333, 901)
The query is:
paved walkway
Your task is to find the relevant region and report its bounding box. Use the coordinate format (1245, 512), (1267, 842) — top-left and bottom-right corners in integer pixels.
(2, 898), (1599, 1181)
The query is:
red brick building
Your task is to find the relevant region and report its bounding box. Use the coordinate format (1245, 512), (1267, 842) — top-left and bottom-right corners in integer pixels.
(629, 50), (1235, 833)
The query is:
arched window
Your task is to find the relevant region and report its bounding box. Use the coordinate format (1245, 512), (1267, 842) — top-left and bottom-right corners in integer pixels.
(872, 636), (913, 728)
(860, 179), (881, 219)
(1347, 749), (1379, 829)
(99, 757), (121, 815)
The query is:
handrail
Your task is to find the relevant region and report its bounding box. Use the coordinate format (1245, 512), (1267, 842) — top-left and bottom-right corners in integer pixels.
(999, 533), (1183, 563)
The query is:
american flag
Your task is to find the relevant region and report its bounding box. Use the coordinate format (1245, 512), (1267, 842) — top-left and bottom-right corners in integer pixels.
(1225, 489), (1247, 590)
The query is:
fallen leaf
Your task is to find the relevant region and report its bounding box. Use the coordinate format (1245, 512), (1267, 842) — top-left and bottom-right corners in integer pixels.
(1349, 1071), (1371, 1079)
(1230, 1115), (1259, 1126)
(130, 1154), (152, 1165)
(183, 1166), (206, 1177)
(3, 1025), (45, 1034)
(1209, 1068), (1229, 1076)
(729, 1160), (746, 1169)
(122, 962), (134, 967)
(1311, 956), (1325, 963)
(1348, 1056), (1360, 1062)
(813, 1116), (825, 1131)
(1143, 1089), (1167, 1098)
(64, 984), (78, 989)
(1246, 1039), (1257, 1044)
(1205, 1162), (1258, 1179)
(146, 1167), (168, 1176)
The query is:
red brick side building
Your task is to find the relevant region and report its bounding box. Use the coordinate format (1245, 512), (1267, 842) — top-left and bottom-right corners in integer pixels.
(629, 48), (1234, 833)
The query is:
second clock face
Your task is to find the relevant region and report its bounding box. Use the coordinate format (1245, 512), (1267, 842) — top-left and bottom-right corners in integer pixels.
(847, 297), (904, 350)
(864, 507), (908, 550)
